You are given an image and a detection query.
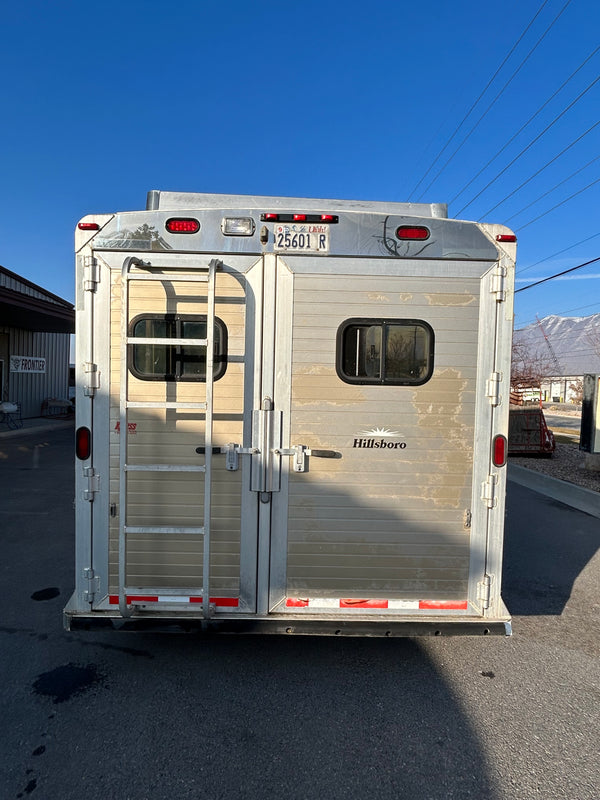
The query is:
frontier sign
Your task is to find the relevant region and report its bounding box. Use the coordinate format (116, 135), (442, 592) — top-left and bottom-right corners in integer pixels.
(10, 355), (47, 374)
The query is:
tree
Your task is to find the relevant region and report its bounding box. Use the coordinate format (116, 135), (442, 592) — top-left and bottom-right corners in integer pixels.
(568, 379), (583, 404)
(510, 340), (553, 396)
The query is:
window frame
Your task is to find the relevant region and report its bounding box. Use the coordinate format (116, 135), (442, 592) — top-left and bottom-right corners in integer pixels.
(128, 313), (228, 383)
(336, 317), (435, 386)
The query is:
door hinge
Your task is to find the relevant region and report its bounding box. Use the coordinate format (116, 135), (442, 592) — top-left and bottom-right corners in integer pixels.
(83, 467), (100, 502)
(491, 265), (506, 302)
(84, 362), (100, 397)
(82, 567), (100, 604)
(83, 256), (100, 292)
(481, 474), (497, 508)
(478, 574), (492, 610)
(486, 371), (502, 407)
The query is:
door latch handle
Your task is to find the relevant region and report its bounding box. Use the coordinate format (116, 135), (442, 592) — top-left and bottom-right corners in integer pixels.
(196, 443), (259, 471)
(273, 445), (311, 472)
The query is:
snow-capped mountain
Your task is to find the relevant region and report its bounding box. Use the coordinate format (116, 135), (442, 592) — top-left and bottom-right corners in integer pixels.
(513, 313), (600, 376)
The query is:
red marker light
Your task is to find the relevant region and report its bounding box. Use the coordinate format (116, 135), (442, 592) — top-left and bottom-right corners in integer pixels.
(320, 214), (336, 222)
(496, 234), (517, 243)
(492, 435), (507, 467)
(262, 213), (279, 221)
(293, 214), (307, 221)
(396, 226), (430, 241)
(76, 427), (91, 460)
(165, 218), (200, 233)
(78, 222), (100, 231)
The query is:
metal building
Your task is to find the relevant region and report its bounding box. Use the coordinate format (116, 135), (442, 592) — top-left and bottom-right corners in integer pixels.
(0, 266), (74, 418)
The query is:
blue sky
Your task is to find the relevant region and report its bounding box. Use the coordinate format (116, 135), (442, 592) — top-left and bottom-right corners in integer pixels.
(1, 0), (598, 332)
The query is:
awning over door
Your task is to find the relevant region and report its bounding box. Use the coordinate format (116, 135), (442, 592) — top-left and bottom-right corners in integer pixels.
(0, 267), (74, 334)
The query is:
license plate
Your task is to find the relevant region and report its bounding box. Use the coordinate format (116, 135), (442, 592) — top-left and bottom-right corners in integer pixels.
(274, 224), (329, 253)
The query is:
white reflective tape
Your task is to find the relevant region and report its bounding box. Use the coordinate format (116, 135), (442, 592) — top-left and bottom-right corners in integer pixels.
(308, 598), (339, 608)
(157, 596), (190, 603)
(388, 600), (420, 609)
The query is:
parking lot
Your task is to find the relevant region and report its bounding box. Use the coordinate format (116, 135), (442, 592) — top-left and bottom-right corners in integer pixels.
(1, 425), (598, 799)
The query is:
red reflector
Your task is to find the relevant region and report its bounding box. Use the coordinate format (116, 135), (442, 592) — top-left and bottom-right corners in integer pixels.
(321, 214), (336, 222)
(340, 599), (389, 609)
(496, 234), (517, 243)
(165, 218), (200, 233)
(286, 598), (309, 607)
(396, 225), (430, 241)
(419, 600), (468, 610)
(263, 213), (279, 221)
(293, 214), (306, 221)
(76, 427), (91, 460)
(78, 222), (100, 231)
(493, 434), (507, 467)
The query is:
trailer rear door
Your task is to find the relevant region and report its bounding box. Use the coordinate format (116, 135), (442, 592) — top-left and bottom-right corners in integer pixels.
(266, 254), (501, 615)
(90, 248), (503, 620)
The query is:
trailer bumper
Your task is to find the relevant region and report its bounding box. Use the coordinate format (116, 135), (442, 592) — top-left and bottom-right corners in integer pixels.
(64, 610), (511, 637)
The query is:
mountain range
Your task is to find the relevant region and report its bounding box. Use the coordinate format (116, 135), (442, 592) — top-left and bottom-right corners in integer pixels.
(513, 313), (600, 377)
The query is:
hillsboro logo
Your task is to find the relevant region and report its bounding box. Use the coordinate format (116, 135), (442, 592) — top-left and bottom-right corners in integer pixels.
(353, 428), (407, 450)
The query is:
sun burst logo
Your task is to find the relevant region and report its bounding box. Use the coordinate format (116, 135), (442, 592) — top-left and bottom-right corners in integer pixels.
(360, 427), (401, 437)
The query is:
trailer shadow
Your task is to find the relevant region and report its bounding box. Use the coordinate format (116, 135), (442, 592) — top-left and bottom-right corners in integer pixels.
(503, 480), (599, 616)
(0, 428), (503, 800)
(107, 632), (501, 800)
(40, 631), (502, 800)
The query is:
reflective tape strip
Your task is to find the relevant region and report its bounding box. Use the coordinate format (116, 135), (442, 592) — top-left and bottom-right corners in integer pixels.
(108, 595), (239, 607)
(388, 600), (420, 609)
(189, 597), (239, 607)
(158, 595), (189, 603)
(339, 599), (388, 609)
(285, 597), (467, 611)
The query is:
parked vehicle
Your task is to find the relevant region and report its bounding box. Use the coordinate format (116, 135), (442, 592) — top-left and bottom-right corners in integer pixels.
(508, 406), (556, 456)
(65, 191), (516, 636)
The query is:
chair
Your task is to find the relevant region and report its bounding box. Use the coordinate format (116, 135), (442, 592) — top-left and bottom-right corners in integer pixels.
(0, 401), (23, 430)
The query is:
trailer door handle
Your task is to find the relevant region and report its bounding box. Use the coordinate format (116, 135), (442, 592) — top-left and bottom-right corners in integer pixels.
(272, 446), (341, 472)
(310, 450), (341, 459)
(196, 443), (259, 472)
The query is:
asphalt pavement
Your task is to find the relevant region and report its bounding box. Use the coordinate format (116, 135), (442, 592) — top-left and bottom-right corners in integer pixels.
(544, 413), (582, 433)
(0, 424), (598, 800)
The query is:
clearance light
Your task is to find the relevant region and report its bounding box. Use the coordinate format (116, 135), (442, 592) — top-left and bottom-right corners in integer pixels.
(396, 225), (430, 241)
(261, 213), (339, 223)
(496, 234), (517, 243)
(221, 217), (255, 236)
(493, 434), (507, 467)
(76, 427), (91, 460)
(78, 222), (100, 231)
(165, 218), (200, 233)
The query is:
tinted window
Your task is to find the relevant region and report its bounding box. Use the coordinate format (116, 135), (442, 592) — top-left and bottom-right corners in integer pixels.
(337, 319), (434, 385)
(129, 315), (227, 382)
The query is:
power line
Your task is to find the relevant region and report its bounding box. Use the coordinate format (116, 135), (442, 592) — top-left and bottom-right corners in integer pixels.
(516, 232), (600, 276)
(475, 119), (600, 219)
(517, 175), (600, 231)
(506, 154), (600, 223)
(458, 75), (600, 218)
(416, 0), (573, 202)
(515, 256), (600, 293)
(450, 43), (600, 208)
(406, 0), (550, 200)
